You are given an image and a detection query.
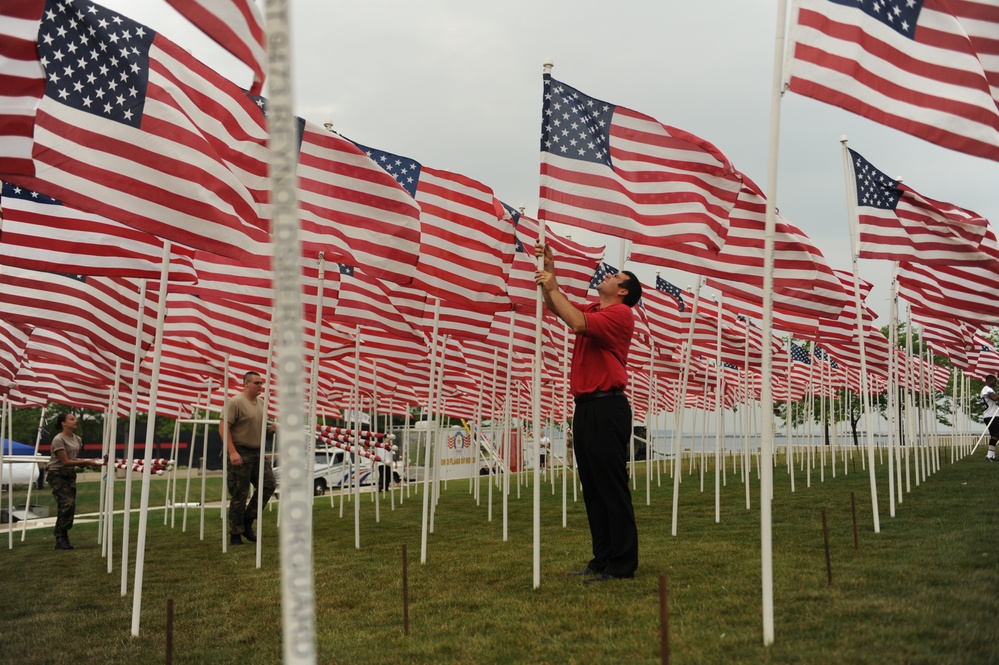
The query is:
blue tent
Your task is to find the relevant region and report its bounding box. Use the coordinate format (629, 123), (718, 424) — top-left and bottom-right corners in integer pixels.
(1, 439), (35, 456)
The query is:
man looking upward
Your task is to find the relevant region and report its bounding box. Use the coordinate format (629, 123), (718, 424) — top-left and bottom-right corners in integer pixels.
(535, 242), (641, 584)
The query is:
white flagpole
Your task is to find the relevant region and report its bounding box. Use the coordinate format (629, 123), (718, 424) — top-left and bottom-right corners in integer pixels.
(532, 218), (546, 589)
(19, 404), (47, 542)
(420, 299), (441, 563)
(256, 323), (276, 568)
(714, 297), (723, 522)
(759, 0), (790, 644)
(671, 277), (704, 535)
(130, 241), (171, 636)
(119, 277), (147, 596)
(352, 329), (362, 549)
(839, 137), (881, 534)
(887, 264), (899, 514)
(502, 313), (515, 541)
(265, 2), (317, 659)
(307, 254), (327, 508)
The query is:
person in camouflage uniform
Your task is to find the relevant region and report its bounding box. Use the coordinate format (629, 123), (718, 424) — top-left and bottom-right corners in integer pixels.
(220, 372), (276, 547)
(46, 413), (100, 550)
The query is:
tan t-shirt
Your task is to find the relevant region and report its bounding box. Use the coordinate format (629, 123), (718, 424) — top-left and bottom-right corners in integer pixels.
(224, 393), (265, 449)
(48, 433), (83, 471)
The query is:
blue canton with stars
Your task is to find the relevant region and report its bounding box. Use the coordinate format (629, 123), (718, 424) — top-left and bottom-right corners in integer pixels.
(541, 75), (615, 167)
(501, 202), (527, 253)
(655, 276), (686, 312)
(350, 140), (421, 199)
(2, 182), (61, 205)
(589, 262), (618, 289)
(336, 263), (355, 276)
(848, 149), (901, 211)
(38, 0), (156, 128)
(813, 344), (840, 369)
(790, 341), (812, 364)
(828, 0), (923, 38)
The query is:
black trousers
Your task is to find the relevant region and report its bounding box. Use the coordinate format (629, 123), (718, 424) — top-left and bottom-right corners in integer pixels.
(573, 394), (638, 577)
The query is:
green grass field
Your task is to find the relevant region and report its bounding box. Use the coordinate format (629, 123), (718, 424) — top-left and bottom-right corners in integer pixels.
(0, 446), (996, 664)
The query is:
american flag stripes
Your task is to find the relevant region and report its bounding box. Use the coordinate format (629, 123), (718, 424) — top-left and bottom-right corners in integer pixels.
(1, 0), (272, 262)
(355, 141), (514, 313)
(848, 148), (995, 265)
(0, 182), (197, 281)
(293, 123), (422, 285)
(164, 0), (267, 95)
(787, 0), (999, 161)
(0, 2), (45, 177)
(0, 267), (154, 361)
(539, 75), (742, 254)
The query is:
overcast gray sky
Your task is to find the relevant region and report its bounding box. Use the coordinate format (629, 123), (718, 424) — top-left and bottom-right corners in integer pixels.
(103, 0), (999, 328)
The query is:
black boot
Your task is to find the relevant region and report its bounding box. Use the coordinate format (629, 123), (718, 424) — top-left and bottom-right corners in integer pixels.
(243, 517), (257, 543)
(55, 536), (74, 550)
(229, 533), (245, 546)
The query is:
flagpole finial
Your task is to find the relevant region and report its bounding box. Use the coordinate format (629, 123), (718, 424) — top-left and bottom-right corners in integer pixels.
(839, 134), (849, 145)
(323, 122), (334, 132)
(543, 59), (554, 74)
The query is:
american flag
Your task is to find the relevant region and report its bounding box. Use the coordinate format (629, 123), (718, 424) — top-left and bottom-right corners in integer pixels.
(336, 263), (355, 276)
(655, 276), (686, 312)
(291, 121), (421, 284)
(589, 262), (618, 290)
(630, 179), (828, 287)
(898, 261), (999, 326)
(165, 0), (266, 95)
(539, 75), (742, 254)
(513, 210), (603, 304)
(353, 140), (515, 313)
(0, 3), (45, 176)
(0, 321), (30, 388)
(0, 182), (197, 281)
(813, 344), (840, 369)
(0, 0), (272, 262)
(848, 148), (996, 265)
(789, 341), (812, 364)
(787, 0), (999, 162)
(0, 266), (155, 361)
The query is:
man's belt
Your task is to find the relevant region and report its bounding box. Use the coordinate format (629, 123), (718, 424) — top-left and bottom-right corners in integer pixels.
(574, 389), (625, 405)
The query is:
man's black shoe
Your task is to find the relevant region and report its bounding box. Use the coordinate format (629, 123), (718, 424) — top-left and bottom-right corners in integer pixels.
(243, 519), (257, 543)
(567, 567), (599, 577)
(584, 572), (634, 585)
(229, 534), (245, 546)
(55, 538), (74, 550)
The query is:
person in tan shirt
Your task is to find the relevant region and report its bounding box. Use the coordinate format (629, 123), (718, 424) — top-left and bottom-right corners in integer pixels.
(220, 371), (276, 546)
(46, 413), (101, 550)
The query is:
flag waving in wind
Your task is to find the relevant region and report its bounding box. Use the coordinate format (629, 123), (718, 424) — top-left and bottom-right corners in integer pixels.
(539, 74), (742, 254)
(0, 0), (271, 262)
(847, 148), (996, 266)
(787, 0), (999, 162)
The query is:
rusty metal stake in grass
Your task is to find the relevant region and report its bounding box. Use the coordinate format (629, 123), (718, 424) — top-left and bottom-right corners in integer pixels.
(850, 491), (859, 551)
(166, 597), (174, 665)
(402, 543), (410, 636)
(659, 574), (669, 665)
(821, 510), (832, 586)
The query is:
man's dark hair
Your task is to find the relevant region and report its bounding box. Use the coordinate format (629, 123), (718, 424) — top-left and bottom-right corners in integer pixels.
(620, 271), (642, 308)
(244, 371), (262, 384)
(988, 374), (997, 383)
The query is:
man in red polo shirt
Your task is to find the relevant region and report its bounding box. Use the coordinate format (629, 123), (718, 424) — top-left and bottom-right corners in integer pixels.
(535, 242), (641, 584)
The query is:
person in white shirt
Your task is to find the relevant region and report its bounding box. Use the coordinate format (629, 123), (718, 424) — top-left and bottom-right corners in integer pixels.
(980, 375), (999, 462)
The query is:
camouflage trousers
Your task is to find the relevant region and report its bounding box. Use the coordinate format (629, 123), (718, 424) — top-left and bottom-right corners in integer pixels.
(48, 470), (77, 540)
(227, 448), (275, 536)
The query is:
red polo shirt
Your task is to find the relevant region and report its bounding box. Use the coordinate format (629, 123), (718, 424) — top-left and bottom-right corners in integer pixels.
(570, 301), (634, 397)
